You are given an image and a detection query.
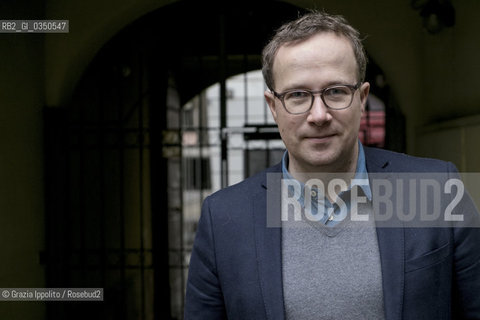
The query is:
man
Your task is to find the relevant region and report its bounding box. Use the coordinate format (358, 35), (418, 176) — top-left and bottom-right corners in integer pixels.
(185, 11), (480, 319)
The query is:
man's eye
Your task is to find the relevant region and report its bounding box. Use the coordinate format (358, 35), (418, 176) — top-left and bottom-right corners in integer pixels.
(286, 91), (309, 99)
(325, 87), (349, 96)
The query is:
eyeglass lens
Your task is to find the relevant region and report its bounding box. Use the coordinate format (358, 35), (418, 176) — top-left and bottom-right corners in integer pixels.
(283, 86), (354, 113)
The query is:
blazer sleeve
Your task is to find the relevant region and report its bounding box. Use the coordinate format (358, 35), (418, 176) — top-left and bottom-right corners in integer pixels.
(450, 162), (480, 318)
(184, 196), (227, 320)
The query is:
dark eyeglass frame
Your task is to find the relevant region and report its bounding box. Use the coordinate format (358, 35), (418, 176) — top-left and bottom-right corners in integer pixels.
(272, 83), (362, 115)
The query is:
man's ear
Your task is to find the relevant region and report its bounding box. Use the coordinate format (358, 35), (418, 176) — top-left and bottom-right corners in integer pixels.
(359, 82), (370, 113)
(265, 90), (278, 121)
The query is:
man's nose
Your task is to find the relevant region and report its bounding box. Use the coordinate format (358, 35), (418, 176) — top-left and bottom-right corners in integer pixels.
(307, 94), (332, 124)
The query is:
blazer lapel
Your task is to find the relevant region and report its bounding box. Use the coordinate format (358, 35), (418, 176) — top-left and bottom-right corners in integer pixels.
(365, 147), (405, 320)
(254, 167), (285, 320)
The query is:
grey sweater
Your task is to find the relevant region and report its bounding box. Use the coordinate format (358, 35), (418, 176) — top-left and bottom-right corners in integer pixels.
(282, 200), (386, 320)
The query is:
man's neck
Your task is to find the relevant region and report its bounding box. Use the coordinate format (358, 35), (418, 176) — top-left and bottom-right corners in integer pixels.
(288, 147), (359, 185)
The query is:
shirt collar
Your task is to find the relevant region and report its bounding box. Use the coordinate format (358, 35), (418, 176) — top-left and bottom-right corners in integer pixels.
(281, 140), (372, 201)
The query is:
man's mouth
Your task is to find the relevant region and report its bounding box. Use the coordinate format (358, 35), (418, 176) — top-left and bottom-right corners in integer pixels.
(305, 134), (336, 141)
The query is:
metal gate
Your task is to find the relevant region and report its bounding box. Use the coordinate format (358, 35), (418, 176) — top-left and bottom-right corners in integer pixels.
(44, 1), (299, 319)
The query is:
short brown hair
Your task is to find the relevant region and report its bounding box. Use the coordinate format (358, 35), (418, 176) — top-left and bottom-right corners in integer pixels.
(262, 10), (367, 90)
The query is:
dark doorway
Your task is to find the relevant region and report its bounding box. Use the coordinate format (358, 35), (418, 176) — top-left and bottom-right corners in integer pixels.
(44, 1), (304, 319)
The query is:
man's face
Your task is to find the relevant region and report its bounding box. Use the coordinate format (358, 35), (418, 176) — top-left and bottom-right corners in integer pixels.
(265, 32), (370, 175)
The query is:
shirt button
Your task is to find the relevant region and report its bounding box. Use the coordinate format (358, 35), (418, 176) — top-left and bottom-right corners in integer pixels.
(311, 190), (317, 198)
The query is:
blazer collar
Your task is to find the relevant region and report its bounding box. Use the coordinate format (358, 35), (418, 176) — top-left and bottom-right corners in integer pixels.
(365, 146), (405, 320)
(255, 165), (285, 320)
(364, 146), (391, 172)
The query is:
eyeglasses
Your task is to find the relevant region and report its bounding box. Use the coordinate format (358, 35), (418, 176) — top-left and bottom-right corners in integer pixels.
(272, 83), (361, 115)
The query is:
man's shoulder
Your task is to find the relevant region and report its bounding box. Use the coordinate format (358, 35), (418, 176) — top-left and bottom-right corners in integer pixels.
(364, 146), (456, 173)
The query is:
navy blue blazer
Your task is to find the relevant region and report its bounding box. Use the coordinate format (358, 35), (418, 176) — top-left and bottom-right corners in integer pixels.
(185, 147), (480, 319)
